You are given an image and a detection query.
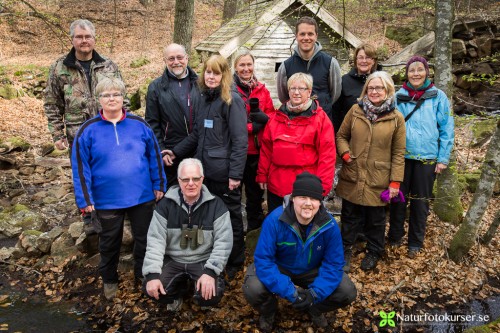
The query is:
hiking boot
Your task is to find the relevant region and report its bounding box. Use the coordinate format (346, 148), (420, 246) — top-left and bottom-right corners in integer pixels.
(408, 247), (421, 259)
(167, 298), (183, 312)
(360, 252), (379, 271)
(388, 239), (403, 248)
(258, 313), (275, 331)
(310, 312), (328, 328)
(343, 248), (353, 273)
(225, 265), (241, 281)
(103, 283), (118, 300)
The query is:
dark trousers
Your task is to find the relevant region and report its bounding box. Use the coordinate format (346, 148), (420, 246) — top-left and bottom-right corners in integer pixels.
(204, 178), (245, 269)
(164, 160), (180, 189)
(243, 154), (265, 232)
(97, 200), (155, 283)
(243, 264), (357, 316)
(267, 191), (284, 215)
(389, 159), (436, 249)
(341, 199), (386, 256)
(142, 257), (225, 306)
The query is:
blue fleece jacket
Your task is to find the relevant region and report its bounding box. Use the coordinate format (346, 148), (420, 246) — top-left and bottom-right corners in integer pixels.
(254, 203), (344, 303)
(396, 86), (454, 164)
(72, 111), (167, 209)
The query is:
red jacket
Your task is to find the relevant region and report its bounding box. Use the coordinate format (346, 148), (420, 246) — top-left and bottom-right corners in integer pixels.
(256, 101), (336, 197)
(234, 81), (275, 155)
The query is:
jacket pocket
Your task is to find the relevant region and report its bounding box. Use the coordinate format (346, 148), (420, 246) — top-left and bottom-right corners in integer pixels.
(368, 161), (391, 188)
(271, 135), (314, 167)
(339, 159), (358, 183)
(205, 148), (230, 180)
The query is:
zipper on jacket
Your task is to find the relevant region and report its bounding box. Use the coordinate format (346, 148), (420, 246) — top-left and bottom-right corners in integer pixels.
(113, 123), (120, 145)
(164, 122), (169, 141)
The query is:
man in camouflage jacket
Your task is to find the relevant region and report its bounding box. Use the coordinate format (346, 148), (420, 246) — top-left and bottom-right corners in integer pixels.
(44, 19), (125, 150)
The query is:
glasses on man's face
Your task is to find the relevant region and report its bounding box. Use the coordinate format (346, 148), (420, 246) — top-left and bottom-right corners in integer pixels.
(166, 55), (186, 62)
(179, 177), (203, 184)
(289, 87), (309, 93)
(367, 86), (385, 93)
(99, 93), (123, 100)
(356, 56), (373, 61)
(73, 35), (94, 41)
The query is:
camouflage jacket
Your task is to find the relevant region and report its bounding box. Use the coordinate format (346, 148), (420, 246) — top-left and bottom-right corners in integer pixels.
(44, 48), (124, 145)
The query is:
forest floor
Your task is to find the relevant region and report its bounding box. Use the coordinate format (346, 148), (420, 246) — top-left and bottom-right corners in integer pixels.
(1, 0), (499, 332)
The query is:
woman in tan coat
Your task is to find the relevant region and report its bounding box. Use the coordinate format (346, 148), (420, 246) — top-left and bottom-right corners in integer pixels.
(336, 71), (405, 272)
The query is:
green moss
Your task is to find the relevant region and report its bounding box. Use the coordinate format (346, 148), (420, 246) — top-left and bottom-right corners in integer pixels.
(0, 84), (18, 99)
(471, 118), (498, 147)
(386, 25), (425, 47)
(464, 316), (500, 332)
(7, 137), (30, 150)
(12, 204), (29, 213)
(130, 57), (150, 68)
(24, 230), (43, 236)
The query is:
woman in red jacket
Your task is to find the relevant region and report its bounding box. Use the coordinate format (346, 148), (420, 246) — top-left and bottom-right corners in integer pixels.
(256, 72), (336, 213)
(233, 49), (275, 232)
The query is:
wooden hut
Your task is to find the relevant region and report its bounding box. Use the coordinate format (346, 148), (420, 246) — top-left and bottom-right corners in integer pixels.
(195, 0), (363, 103)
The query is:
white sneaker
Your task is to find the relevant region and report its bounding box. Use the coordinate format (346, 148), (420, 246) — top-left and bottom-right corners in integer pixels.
(167, 298), (183, 312)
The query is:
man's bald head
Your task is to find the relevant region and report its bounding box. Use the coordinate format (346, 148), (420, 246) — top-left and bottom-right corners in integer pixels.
(164, 44), (188, 78)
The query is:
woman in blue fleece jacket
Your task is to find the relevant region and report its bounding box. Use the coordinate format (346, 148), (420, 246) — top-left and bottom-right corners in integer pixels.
(72, 78), (167, 300)
(243, 172), (356, 331)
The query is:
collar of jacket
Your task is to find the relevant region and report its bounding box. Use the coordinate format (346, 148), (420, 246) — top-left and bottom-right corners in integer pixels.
(279, 201), (332, 231)
(293, 41), (323, 62)
(63, 47), (106, 69)
(278, 99), (318, 119)
(160, 66), (198, 90)
(165, 184), (215, 212)
(396, 89), (438, 103)
(352, 103), (398, 122)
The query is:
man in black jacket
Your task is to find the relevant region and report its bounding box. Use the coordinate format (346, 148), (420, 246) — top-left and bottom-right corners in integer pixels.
(145, 43), (201, 188)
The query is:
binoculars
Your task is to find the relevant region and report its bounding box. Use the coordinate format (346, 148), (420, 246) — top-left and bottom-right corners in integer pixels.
(249, 98), (259, 112)
(180, 225), (204, 250)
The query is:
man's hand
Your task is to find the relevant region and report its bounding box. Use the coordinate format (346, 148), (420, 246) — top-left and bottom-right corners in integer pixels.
(154, 190), (164, 202)
(146, 279), (166, 300)
(161, 150), (176, 166)
(435, 163), (447, 174)
(196, 274), (216, 300)
(228, 178), (241, 191)
(83, 205), (95, 213)
(54, 138), (69, 150)
(292, 288), (314, 311)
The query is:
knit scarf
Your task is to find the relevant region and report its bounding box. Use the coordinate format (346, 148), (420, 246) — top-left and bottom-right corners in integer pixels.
(402, 78), (434, 100)
(235, 74), (258, 92)
(361, 95), (394, 122)
(286, 99), (313, 113)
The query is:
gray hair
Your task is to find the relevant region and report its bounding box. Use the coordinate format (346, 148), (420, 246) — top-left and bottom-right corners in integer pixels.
(178, 158), (204, 178)
(95, 78), (126, 97)
(70, 19), (96, 38)
(287, 72), (313, 91)
(360, 71), (395, 100)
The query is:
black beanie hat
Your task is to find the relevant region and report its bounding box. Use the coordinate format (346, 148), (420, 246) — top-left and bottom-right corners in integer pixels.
(292, 171), (323, 200)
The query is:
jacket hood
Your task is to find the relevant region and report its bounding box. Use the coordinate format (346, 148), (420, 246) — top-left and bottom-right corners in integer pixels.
(160, 66), (198, 90)
(279, 200), (332, 231)
(63, 47), (106, 69)
(293, 41), (323, 61)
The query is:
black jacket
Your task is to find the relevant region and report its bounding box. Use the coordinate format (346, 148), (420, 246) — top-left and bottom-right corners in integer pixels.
(145, 67), (200, 151)
(173, 89), (248, 182)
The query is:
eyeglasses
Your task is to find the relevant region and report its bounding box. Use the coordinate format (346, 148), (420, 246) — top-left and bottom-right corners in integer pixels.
(99, 93), (123, 100)
(166, 55), (187, 62)
(73, 35), (94, 41)
(356, 56), (373, 61)
(289, 87), (309, 93)
(179, 177), (203, 184)
(367, 86), (385, 93)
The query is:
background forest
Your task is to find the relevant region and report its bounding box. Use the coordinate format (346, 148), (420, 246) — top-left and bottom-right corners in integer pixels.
(0, 0), (499, 332)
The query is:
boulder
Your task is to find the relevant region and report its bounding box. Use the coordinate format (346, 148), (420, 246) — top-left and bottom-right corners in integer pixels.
(0, 247), (15, 260)
(0, 204), (45, 237)
(50, 232), (79, 266)
(477, 37), (492, 58)
(68, 222), (84, 239)
(473, 63), (494, 75)
(471, 118), (497, 147)
(19, 230), (43, 257)
(452, 39), (467, 60)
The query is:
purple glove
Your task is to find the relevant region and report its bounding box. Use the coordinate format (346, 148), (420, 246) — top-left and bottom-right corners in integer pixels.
(380, 189), (405, 203)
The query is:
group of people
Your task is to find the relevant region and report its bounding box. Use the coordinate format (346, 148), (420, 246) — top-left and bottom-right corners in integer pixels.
(43, 16), (454, 331)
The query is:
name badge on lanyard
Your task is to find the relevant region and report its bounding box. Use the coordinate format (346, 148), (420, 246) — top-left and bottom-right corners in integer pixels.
(204, 119), (214, 128)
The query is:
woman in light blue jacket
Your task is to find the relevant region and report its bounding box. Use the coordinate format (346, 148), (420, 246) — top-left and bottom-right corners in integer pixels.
(388, 56), (454, 258)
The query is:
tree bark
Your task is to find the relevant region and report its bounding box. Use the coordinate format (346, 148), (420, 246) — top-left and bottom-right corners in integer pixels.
(448, 121), (500, 262)
(173, 0), (195, 55)
(222, 0), (238, 23)
(433, 0), (463, 224)
(480, 210), (500, 245)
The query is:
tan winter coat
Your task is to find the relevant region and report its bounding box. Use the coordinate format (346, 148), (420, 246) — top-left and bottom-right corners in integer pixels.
(336, 104), (406, 207)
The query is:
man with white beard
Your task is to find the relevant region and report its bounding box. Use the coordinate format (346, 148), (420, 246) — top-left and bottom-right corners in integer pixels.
(145, 44), (201, 188)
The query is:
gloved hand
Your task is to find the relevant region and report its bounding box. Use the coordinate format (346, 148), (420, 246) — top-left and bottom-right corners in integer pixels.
(251, 121), (266, 134)
(292, 288), (315, 311)
(249, 109), (269, 124)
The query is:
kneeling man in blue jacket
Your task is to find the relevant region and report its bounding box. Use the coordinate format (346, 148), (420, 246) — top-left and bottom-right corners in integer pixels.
(243, 172), (357, 330)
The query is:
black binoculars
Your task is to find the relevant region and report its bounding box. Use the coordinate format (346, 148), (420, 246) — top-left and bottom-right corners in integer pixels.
(180, 225), (204, 250)
(249, 98), (259, 112)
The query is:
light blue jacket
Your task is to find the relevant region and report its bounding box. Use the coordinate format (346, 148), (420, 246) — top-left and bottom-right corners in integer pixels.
(395, 86), (454, 164)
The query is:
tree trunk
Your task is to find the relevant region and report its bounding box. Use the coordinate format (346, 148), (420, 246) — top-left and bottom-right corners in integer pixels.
(433, 0), (463, 224)
(222, 0), (238, 23)
(480, 210), (500, 245)
(173, 0), (195, 55)
(448, 121), (500, 262)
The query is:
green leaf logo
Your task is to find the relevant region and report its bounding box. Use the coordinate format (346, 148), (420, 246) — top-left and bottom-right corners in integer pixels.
(379, 311), (396, 327)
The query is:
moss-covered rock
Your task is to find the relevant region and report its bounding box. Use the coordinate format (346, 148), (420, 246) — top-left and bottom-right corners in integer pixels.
(471, 118), (498, 147)
(0, 204), (45, 237)
(0, 84), (22, 99)
(130, 57), (150, 68)
(434, 156), (464, 225)
(386, 25), (425, 47)
(463, 315), (500, 332)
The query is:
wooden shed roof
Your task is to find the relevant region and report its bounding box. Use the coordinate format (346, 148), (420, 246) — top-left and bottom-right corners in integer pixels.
(195, 0), (363, 57)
